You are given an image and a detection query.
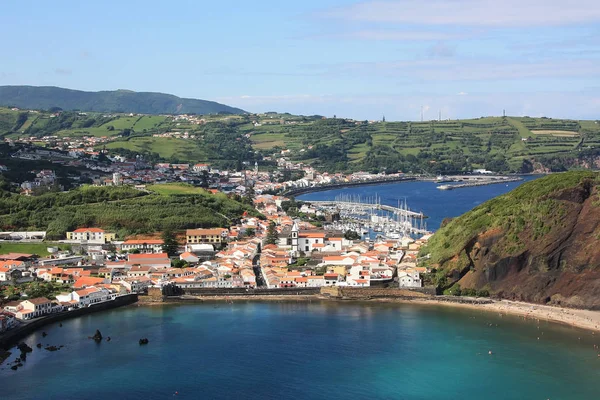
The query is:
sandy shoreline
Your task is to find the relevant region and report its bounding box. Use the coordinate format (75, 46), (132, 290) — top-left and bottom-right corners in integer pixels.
(137, 295), (600, 333)
(385, 298), (600, 332)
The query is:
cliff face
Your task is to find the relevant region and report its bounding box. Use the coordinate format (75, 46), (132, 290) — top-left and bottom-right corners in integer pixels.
(422, 172), (600, 309)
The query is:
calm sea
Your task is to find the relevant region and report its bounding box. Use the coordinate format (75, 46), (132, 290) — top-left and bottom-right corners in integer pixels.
(1, 302), (599, 400)
(297, 176), (540, 230)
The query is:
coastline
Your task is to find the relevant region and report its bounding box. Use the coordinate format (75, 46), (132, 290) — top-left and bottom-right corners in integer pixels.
(138, 295), (600, 333)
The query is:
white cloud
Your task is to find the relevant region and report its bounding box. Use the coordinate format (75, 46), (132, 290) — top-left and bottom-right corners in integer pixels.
(321, 0), (600, 27)
(318, 58), (600, 82)
(457, 91), (468, 95)
(54, 68), (72, 75)
(326, 30), (470, 41)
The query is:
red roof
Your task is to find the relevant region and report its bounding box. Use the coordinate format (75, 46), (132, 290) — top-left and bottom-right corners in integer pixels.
(0, 253), (33, 260)
(74, 277), (106, 288)
(73, 228), (105, 233)
(123, 239), (163, 245)
(128, 253), (169, 260)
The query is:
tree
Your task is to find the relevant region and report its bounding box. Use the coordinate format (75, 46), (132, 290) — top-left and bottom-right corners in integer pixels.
(161, 229), (179, 257)
(344, 230), (361, 241)
(172, 259), (188, 269)
(243, 186), (255, 206)
(245, 228), (255, 237)
(265, 222), (279, 245)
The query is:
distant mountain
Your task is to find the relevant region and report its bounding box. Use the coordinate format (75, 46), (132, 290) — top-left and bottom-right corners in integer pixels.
(0, 85), (245, 115)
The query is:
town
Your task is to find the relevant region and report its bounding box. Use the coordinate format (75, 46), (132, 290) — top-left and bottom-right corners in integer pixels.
(0, 187), (434, 335)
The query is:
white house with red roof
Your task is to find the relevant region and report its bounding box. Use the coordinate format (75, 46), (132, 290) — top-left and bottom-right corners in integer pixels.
(66, 228), (116, 244)
(119, 239), (164, 253)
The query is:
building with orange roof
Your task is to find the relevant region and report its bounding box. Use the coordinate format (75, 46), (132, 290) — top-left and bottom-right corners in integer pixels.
(73, 276), (108, 289)
(120, 239), (164, 254)
(127, 253), (171, 269)
(186, 228), (228, 245)
(67, 228), (115, 244)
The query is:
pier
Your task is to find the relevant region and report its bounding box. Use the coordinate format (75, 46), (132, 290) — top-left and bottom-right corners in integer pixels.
(437, 177), (523, 190)
(305, 195), (431, 237)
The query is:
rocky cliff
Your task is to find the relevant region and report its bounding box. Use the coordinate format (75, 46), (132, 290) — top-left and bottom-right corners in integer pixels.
(421, 172), (600, 309)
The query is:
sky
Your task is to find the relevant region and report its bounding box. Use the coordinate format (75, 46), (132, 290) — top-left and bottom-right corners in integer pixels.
(1, 0), (599, 121)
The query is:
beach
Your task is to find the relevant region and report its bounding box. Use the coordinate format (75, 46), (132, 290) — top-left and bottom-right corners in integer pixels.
(139, 294), (600, 333)
(382, 298), (600, 333)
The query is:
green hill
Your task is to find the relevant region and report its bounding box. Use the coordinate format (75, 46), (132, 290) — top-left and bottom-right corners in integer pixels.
(1, 105), (599, 173)
(0, 184), (260, 240)
(420, 171), (600, 308)
(0, 85), (245, 115)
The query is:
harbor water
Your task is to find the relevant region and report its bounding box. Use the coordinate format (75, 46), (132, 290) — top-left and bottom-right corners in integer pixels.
(1, 302), (599, 400)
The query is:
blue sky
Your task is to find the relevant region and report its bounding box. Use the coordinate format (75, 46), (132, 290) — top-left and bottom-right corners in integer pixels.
(1, 0), (599, 120)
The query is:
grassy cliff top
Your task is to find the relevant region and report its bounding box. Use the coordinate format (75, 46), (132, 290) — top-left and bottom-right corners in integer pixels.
(421, 171), (600, 265)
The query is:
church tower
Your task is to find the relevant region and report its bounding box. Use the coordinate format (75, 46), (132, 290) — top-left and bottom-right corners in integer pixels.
(291, 220), (299, 256)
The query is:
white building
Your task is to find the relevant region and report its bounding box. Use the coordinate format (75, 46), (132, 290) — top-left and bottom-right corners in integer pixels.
(398, 270), (422, 288)
(66, 228), (115, 244)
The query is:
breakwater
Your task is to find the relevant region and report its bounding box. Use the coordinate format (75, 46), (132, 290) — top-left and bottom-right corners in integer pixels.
(283, 176), (417, 196)
(0, 294), (138, 349)
(437, 177), (522, 190)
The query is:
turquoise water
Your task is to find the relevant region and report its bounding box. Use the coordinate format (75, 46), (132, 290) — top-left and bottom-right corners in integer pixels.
(2, 302), (599, 400)
(298, 176), (540, 229)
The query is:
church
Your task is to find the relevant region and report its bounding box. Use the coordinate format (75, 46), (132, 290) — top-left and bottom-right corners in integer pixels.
(279, 221), (353, 256)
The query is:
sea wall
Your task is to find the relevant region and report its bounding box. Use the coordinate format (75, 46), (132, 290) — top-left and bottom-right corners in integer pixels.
(322, 287), (435, 299)
(0, 294), (138, 349)
(284, 176), (417, 196)
(179, 287), (320, 297)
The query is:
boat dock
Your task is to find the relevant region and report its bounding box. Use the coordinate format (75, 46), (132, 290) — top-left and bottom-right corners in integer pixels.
(305, 195), (431, 237)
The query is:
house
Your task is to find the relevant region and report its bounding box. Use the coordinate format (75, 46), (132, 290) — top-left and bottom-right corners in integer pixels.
(56, 287), (112, 308)
(66, 228), (116, 244)
(306, 276), (325, 287)
(192, 163), (210, 172)
(324, 273), (341, 286)
(73, 276), (108, 289)
(0, 260), (27, 272)
(127, 253), (171, 270)
(239, 269), (256, 287)
(186, 228), (228, 245)
(0, 266), (10, 282)
(118, 277), (152, 293)
(398, 270), (422, 288)
(14, 297), (54, 320)
(127, 266), (155, 278)
(179, 252), (200, 264)
(120, 239), (164, 254)
(0, 312), (16, 332)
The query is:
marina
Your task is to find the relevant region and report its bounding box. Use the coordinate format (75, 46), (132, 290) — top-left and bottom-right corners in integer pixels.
(306, 194), (431, 239)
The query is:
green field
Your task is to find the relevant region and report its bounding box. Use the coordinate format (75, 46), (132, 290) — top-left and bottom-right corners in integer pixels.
(105, 137), (208, 162)
(147, 183), (209, 195)
(0, 242), (71, 257)
(1, 105), (599, 174)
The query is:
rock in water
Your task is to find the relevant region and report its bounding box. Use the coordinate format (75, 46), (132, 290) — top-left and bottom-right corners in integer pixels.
(92, 330), (103, 342)
(17, 343), (33, 353)
(42, 332), (47, 337)
(36, 343), (42, 348)
(139, 338), (149, 345)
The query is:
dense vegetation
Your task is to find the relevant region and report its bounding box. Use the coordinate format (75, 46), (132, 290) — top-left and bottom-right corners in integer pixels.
(0, 185), (260, 240)
(421, 171), (599, 265)
(0, 86), (244, 115)
(420, 171), (600, 293)
(1, 105), (599, 174)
